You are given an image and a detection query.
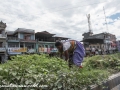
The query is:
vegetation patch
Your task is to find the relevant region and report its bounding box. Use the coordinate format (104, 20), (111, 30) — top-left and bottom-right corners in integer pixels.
(0, 53), (120, 90)
(84, 53), (120, 73)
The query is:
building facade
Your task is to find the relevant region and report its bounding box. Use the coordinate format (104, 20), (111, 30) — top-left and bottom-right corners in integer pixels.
(5, 29), (69, 57)
(35, 31), (69, 54)
(82, 32), (117, 54)
(0, 21), (7, 63)
(7, 28), (36, 56)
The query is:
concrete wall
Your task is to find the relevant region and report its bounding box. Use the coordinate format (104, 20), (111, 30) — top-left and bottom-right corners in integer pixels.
(18, 33), (35, 40)
(91, 73), (120, 90)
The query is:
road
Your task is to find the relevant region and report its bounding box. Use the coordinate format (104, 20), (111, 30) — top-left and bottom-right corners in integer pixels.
(111, 84), (120, 90)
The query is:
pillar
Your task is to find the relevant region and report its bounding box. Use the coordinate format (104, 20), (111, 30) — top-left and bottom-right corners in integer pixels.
(23, 43), (25, 48)
(19, 42), (20, 48)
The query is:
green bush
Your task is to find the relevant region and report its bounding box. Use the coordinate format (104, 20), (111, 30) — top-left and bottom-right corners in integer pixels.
(0, 54), (110, 90)
(85, 53), (120, 71)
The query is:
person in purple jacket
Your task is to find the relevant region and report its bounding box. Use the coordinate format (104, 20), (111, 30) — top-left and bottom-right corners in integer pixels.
(55, 40), (85, 68)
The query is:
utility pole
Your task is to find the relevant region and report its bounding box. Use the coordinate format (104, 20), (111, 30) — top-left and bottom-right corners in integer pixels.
(86, 14), (93, 36)
(103, 7), (108, 31)
(86, 14), (92, 33)
(103, 7), (109, 54)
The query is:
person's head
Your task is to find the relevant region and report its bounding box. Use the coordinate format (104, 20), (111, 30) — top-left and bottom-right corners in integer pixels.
(55, 41), (63, 50)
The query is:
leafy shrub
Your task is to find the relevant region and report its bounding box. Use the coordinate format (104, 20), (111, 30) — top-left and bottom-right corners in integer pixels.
(0, 54), (109, 90)
(85, 53), (120, 71)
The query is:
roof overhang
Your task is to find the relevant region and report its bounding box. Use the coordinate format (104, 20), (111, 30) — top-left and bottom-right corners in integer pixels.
(81, 38), (104, 44)
(35, 31), (55, 38)
(38, 41), (55, 44)
(54, 36), (70, 40)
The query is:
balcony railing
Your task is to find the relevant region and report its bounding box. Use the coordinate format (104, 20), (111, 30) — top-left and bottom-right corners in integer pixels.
(20, 39), (36, 42)
(0, 47), (6, 52)
(7, 37), (19, 41)
(0, 34), (6, 38)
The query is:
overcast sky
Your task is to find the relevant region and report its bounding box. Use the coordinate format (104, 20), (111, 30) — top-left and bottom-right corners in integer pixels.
(0, 0), (120, 40)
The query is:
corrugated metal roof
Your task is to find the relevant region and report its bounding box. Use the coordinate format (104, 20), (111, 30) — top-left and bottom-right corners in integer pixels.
(36, 31), (55, 35)
(6, 31), (14, 35)
(6, 28), (35, 35)
(15, 28), (34, 33)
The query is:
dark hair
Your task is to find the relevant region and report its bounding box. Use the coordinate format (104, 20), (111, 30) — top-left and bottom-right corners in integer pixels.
(55, 41), (62, 47)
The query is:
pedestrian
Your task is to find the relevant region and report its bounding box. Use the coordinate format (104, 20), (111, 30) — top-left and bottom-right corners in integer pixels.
(91, 47), (95, 56)
(95, 49), (99, 55)
(98, 48), (101, 55)
(55, 40), (85, 68)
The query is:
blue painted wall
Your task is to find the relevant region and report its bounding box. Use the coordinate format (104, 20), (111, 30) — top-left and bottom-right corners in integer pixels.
(31, 35), (35, 40)
(19, 33), (24, 39)
(18, 33), (35, 40)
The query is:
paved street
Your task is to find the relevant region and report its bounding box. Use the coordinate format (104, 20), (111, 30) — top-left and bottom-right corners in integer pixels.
(111, 84), (120, 90)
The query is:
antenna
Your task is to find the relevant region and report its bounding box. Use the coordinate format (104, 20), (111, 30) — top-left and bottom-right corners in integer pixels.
(86, 14), (92, 33)
(103, 7), (108, 32)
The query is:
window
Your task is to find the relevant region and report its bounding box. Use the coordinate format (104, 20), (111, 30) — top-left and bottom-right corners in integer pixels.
(27, 46), (31, 49)
(32, 45), (34, 48)
(24, 35), (31, 40)
(45, 45), (48, 48)
(50, 45), (54, 48)
(0, 42), (2, 47)
(39, 45), (42, 48)
(8, 44), (19, 47)
(97, 46), (99, 48)
(89, 46), (92, 48)
(20, 44), (23, 48)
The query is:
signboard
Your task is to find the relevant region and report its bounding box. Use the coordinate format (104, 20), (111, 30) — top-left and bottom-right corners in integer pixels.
(8, 48), (27, 53)
(0, 48), (6, 52)
(39, 47), (58, 53)
(39, 47), (44, 52)
(8, 48), (36, 54)
(39, 48), (48, 53)
(104, 40), (112, 43)
(27, 49), (35, 53)
(14, 48), (27, 52)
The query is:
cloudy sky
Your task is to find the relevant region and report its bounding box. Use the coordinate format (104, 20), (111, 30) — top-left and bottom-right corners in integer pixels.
(0, 0), (120, 40)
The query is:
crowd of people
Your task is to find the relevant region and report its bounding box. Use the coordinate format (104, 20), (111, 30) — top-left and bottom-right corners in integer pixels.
(85, 47), (117, 56)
